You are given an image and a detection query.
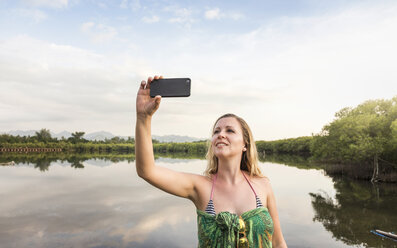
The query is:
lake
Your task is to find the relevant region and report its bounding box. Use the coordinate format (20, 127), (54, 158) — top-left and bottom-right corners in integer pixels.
(0, 156), (396, 248)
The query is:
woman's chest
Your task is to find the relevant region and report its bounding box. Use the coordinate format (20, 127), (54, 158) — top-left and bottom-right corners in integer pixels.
(193, 176), (268, 214)
(212, 186), (259, 215)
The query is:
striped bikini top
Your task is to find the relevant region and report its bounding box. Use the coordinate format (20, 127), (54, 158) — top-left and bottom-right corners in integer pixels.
(204, 171), (264, 216)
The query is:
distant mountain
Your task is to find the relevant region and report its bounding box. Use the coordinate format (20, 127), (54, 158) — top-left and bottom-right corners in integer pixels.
(2, 130), (203, 143)
(84, 131), (115, 141)
(53, 131), (72, 139)
(6, 130), (37, 137)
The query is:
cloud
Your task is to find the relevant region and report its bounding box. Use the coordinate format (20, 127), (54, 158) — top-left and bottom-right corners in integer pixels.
(81, 22), (95, 32)
(21, 0), (68, 8)
(80, 22), (118, 43)
(141, 15), (159, 23)
(13, 8), (47, 23)
(120, 0), (141, 11)
(204, 8), (244, 20)
(0, 35), (149, 135)
(229, 12), (244, 20)
(204, 8), (220, 20)
(143, 2), (397, 139)
(2, 2), (397, 140)
(164, 6), (195, 26)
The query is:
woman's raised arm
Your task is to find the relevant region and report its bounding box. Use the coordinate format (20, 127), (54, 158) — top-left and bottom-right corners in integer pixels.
(135, 75), (200, 200)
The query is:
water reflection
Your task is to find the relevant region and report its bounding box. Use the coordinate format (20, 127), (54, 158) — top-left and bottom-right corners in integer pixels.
(1, 154), (396, 248)
(260, 153), (315, 170)
(310, 178), (397, 248)
(0, 160), (197, 248)
(0, 153), (135, 171)
(0, 152), (204, 172)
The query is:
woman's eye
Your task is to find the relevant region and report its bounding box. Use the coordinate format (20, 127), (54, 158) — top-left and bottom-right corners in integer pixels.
(213, 130), (219, 134)
(227, 129), (234, 133)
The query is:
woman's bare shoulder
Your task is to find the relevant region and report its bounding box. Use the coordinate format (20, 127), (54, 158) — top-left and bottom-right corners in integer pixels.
(190, 173), (213, 186)
(250, 174), (272, 191)
(188, 173), (214, 206)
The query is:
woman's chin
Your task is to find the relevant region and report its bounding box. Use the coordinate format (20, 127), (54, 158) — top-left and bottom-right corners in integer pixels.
(214, 151), (226, 158)
(214, 151), (230, 159)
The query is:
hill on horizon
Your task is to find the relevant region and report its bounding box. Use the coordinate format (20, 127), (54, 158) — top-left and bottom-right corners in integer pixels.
(2, 130), (203, 143)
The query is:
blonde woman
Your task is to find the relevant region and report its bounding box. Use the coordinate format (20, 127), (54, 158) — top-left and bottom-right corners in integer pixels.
(135, 75), (287, 248)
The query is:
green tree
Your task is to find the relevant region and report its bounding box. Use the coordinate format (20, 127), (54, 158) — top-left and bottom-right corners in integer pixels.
(69, 132), (86, 144)
(127, 136), (135, 143)
(312, 97), (397, 182)
(35, 129), (52, 143)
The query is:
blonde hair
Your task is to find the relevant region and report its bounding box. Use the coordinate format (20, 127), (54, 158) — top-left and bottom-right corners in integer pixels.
(204, 113), (264, 177)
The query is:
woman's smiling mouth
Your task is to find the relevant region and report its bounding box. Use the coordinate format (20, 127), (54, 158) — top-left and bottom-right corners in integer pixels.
(216, 142), (228, 147)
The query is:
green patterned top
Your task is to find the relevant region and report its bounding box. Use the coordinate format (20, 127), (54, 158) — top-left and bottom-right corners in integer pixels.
(197, 206), (274, 248)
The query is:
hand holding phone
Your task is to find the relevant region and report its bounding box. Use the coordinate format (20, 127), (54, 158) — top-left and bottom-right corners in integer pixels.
(136, 76), (163, 118)
(150, 78), (191, 98)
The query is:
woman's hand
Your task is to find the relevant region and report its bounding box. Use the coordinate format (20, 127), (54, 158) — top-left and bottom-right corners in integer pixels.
(136, 75), (163, 119)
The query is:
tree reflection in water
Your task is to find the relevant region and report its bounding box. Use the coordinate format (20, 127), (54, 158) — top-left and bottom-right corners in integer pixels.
(310, 178), (397, 248)
(0, 153), (136, 171)
(34, 159), (51, 171)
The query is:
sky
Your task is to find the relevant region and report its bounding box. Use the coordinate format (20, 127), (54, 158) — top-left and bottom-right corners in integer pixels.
(1, 0), (397, 140)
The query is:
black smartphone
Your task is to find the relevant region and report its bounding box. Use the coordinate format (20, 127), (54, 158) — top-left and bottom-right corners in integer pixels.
(150, 78), (191, 97)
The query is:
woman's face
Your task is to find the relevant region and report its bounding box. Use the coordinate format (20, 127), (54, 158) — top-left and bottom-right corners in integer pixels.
(211, 117), (246, 159)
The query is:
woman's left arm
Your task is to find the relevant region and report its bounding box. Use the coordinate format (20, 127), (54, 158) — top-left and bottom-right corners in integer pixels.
(265, 179), (288, 248)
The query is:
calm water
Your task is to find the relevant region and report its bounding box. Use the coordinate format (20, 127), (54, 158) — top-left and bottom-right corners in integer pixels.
(0, 157), (396, 248)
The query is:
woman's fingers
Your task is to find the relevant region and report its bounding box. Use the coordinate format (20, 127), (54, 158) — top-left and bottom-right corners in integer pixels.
(140, 80), (146, 89)
(136, 76), (163, 116)
(146, 77), (153, 89)
(153, 95), (162, 111)
(147, 75), (163, 89)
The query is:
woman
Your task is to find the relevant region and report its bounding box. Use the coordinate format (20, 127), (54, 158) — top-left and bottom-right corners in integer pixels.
(135, 75), (287, 248)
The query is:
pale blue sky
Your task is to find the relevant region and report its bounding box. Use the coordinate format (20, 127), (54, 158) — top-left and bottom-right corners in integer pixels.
(1, 0), (397, 140)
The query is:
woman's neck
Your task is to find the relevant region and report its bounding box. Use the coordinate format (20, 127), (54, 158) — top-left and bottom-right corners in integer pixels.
(216, 157), (245, 185)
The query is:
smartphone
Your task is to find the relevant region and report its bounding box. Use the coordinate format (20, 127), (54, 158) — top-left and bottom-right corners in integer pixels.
(150, 78), (191, 97)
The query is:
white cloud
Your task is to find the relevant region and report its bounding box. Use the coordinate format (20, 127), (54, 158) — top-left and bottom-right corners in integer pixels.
(0, 35), (149, 135)
(120, 0), (141, 11)
(21, 0), (68, 8)
(204, 8), (244, 20)
(13, 8), (47, 22)
(204, 8), (220, 20)
(80, 22), (118, 43)
(229, 12), (244, 20)
(164, 6), (195, 26)
(81, 22), (95, 32)
(2, 2), (397, 140)
(142, 15), (159, 24)
(143, 2), (397, 139)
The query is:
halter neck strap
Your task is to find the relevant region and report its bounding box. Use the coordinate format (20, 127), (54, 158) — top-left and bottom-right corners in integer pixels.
(210, 172), (258, 199)
(210, 173), (217, 200)
(242, 171), (258, 196)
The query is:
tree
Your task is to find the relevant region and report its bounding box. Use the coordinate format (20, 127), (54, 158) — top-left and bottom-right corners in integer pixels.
(311, 97), (397, 182)
(127, 136), (135, 144)
(69, 132), (86, 143)
(35, 129), (52, 143)
(109, 136), (125, 143)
